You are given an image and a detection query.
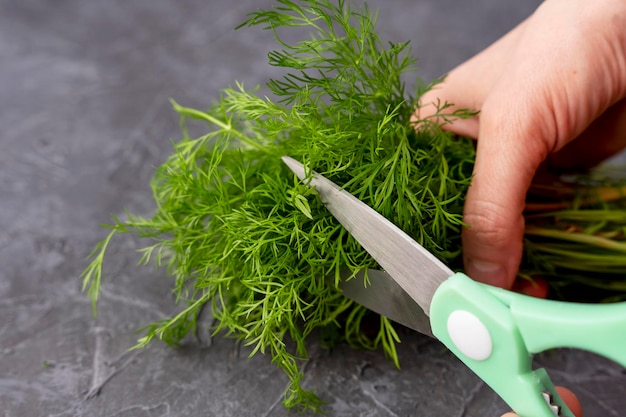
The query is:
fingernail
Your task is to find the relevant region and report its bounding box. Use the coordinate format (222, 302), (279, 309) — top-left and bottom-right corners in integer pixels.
(466, 258), (507, 288)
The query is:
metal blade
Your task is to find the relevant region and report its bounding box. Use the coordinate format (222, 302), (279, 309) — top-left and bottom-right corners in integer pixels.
(341, 269), (434, 337)
(282, 156), (454, 316)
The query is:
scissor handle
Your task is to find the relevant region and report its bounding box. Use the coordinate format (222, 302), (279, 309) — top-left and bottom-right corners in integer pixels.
(487, 284), (626, 367)
(430, 273), (626, 417)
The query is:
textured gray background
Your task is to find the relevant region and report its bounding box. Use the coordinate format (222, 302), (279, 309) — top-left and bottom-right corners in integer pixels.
(1, 1), (625, 416)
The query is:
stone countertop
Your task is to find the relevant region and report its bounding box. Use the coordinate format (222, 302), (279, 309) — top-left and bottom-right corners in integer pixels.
(1, 0), (624, 416)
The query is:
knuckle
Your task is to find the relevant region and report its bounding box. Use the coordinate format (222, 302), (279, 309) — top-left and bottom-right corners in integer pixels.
(463, 200), (523, 247)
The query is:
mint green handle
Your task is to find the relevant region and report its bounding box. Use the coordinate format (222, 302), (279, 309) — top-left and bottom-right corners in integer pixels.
(487, 285), (626, 367)
(430, 273), (626, 417)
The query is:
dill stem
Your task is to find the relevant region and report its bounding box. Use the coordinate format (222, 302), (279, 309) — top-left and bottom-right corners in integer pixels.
(525, 226), (626, 253)
(526, 185), (626, 211)
(170, 100), (270, 153)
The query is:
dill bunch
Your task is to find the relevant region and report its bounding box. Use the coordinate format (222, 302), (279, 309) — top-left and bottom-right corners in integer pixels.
(83, 0), (474, 410)
(82, 0), (626, 411)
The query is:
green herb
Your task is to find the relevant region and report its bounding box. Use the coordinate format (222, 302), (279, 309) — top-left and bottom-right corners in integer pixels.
(81, 0), (626, 412)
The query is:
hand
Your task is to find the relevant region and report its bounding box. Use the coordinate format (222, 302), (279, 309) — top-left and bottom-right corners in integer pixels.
(416, 0), (626, 289)
(501, 387), (582, 417)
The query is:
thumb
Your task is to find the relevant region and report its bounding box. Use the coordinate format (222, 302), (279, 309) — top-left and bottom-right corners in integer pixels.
(462, 101), (549, 289)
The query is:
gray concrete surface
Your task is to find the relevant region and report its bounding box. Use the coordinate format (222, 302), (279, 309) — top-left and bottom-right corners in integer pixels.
(1, 1), (625, 416)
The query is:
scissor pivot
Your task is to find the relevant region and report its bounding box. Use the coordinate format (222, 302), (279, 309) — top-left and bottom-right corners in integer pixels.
(446, 310), (493, 361)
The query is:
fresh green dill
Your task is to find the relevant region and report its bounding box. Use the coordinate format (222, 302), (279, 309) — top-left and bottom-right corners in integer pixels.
(81, 0), (626, 412)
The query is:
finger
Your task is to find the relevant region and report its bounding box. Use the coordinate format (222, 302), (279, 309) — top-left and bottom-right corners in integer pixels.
(461, 95), (548, 288)
(549, 98), (626, 171)
(415, 17), (530, 139)
(458, 77), (543, 289)
(555, 387), (583, 417)
(500, 387), (582, 417)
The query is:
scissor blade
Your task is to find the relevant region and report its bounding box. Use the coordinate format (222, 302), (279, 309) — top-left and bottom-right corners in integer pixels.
(282, 156), (454, 316)
(341, 269), (434, 337)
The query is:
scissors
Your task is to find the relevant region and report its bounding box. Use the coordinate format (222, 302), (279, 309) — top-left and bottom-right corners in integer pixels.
(282, 156), (626, 417)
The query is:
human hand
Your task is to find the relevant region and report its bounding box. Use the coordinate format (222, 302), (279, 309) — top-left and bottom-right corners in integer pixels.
(416, 0), (626, 289)
(500, 387), (582, 417)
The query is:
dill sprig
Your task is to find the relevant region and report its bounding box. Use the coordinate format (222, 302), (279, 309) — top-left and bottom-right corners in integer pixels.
(81, 0), (626, 411)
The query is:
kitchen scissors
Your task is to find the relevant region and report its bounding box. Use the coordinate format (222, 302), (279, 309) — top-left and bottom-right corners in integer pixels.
(282, 156), (626, 417)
